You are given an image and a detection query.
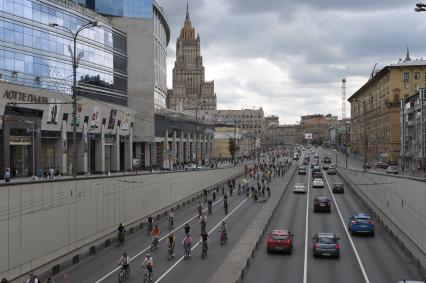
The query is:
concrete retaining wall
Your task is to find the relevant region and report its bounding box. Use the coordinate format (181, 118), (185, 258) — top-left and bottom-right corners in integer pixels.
(0, 167), (244, 280)
(337, 166), (426, 275)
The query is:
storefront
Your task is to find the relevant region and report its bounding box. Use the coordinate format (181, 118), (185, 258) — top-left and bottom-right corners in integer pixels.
(0, 82), (135, 177)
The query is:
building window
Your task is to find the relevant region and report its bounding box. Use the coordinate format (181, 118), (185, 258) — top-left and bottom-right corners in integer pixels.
(414, 72), (420, 80)
(403, 73), (410, 82)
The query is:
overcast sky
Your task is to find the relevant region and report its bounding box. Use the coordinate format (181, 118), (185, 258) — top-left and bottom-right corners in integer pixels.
(156, 0), (425, 124)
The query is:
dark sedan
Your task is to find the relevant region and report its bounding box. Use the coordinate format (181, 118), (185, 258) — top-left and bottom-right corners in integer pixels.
(312, 233), (340, 258)
(332, 183), (344, 194)
(313, 196), (331, 212)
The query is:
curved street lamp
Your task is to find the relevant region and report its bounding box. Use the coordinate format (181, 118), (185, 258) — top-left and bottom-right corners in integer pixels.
(49, 21), (98, 178)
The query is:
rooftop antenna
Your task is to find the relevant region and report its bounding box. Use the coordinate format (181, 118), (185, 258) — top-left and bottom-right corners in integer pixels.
(369, 63), (378, 80)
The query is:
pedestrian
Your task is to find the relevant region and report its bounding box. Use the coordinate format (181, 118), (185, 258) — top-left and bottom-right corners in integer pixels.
(4, 168), (11, 182)
(261, 186), (265, 198)
(1, 278), (8, 283)
(25, 274), (39, 283)
(267, 186), (271, 198)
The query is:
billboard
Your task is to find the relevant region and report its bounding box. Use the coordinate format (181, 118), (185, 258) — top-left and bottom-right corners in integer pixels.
(304, 133), (313, 140)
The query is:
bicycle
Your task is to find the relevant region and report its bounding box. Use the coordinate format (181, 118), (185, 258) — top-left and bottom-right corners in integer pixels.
(143, 265), (152, 283)
(118, 265), (130, 283)
(220, 230), (227, 246)
(150, 236), (159, 251)
(183, 243), (191, 260)
(167, 245), (174, 261)
(168, 217), (174, 230)
(201, 242), (208, 259)
(117, 231), (125, 247)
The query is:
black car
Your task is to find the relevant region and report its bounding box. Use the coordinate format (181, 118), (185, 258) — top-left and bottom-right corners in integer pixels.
(314, 196), (331, 212)
(312, 233), (340, 258)
(312, 171), (323, 180)
(332, 183), (344, 194)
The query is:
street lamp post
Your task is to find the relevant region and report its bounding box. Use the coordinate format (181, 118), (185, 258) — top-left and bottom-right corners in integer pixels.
(49, 21), (98, 178)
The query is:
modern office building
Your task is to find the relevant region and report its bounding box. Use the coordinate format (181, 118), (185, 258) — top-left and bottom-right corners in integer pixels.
(0, 0), (136, 176)
(167, 4), (217, 112)
(77, 0), (171, 168)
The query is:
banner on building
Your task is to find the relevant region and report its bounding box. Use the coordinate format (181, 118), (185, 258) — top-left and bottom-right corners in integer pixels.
(90, 106), (101, 128)
(304, 133), (313, 140)
(122, 112), (130, 131)
(47, 98), (60, 125)
(108, 110), (117, 129)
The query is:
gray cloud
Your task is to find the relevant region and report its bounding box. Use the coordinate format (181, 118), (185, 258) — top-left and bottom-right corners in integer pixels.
(156, 0), (425, 123)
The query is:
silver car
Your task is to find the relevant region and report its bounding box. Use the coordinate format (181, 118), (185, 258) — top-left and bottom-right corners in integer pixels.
(293, 183), (307, 193)
(386, 166), (398, 174)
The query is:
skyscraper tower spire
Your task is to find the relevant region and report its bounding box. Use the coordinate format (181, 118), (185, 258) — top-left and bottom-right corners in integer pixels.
(186, 1), (190, 22)
(405, 45), (411, 62)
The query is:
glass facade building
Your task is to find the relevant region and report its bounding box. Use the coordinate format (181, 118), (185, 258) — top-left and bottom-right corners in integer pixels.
(0, 0), (128, 105)
(77, 0), (153, 18)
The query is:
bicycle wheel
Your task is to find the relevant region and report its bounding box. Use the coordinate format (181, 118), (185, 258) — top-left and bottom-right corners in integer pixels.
(118, 270), (125, 283)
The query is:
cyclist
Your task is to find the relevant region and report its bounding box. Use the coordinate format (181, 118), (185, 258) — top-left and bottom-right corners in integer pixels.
(146, 216), (154, 235)
(207, 199), (213, 214)
(200, 231), (209, 254)
(25, 274), (39, 283)
(168, 208), (175, 230)
(184, 223), (191, 235)
(152, 225), (160, 247)
(197, 202), (203, 218)
(182, 233), (193, 258)
(167, 232), (176, 258)
(199, 213), (207, 233)
(142, 254), (154, 280)
(118, 252), (130, 273)
(117, 223), (125, 245)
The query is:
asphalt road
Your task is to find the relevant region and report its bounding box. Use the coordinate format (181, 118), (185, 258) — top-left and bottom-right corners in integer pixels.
(244, 148), (424, 283)
(52, 159), (289, 283)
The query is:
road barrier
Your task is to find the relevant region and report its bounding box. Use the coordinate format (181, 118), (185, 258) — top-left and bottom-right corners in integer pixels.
(0, 166), (248, 281)
(209, 164), (298, 283)
(336, 166), (426, 276)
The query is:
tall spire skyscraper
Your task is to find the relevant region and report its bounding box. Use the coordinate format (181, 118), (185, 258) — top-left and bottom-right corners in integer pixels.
(167, 3), (217, 112)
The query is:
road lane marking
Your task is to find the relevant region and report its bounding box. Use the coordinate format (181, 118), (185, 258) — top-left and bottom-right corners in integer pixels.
(323, 171), (371, 283)
(154, 197), (250, 283)
(95, 194), (229, 282)
(303, 166), (311, 283)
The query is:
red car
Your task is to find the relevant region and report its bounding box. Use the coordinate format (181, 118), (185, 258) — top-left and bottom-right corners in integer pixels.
(266, 229), (294, 254)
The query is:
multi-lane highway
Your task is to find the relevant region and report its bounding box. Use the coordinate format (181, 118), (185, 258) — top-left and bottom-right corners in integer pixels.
(244, 148), (424, 283)
(52, 159), (290, 283)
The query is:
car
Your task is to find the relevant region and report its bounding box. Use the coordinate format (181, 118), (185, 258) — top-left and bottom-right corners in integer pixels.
(323, 156), (332, 163)
(298, 166), (307, 175)
(322, 163), (330, 170)
(397, 280), (426, 283)
(348, 213), (375, 236)
(302, 159), (309, 165)
(313, 196), (331, 212)
(184, 164), (203, 170)
(293, 183), (307, 193)
(312, 172), (323, 181)
(386, 166), (398, 174)
(312, 178), (324, 188)
(312, 233), (340, 258)
(314, 154), (319, 158)
(332, 183), (344, 193)
(327, 166), (336, 175)
(363, 162), (372, 169)
(266, 229), (294, 254)
(312, 165), (321, 174)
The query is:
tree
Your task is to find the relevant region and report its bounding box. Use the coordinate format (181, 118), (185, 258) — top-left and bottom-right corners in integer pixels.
(229, 137), (240, 162)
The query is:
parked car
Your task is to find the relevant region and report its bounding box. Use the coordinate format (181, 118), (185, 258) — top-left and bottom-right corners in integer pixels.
(332, 183), (344, 194)
(386, 166), (398, 174)
(348, 213), (375, 236)
(313, 196), (331, 212)
(266, 229), (294, 254)
(312, 178), (324, 188)
(327, 166), (336, 175)
(293, 183), (307, 193)
(312, 233), (340, 258)
(298, 166), (307, 175)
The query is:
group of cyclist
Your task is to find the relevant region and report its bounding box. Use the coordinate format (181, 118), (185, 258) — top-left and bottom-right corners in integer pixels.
(116, 203), (229, 281)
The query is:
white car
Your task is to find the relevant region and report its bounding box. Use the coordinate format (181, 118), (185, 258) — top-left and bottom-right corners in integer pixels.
(312, 178), (324, 188)
(386, 166), (398, 174)
(293, 183), (307, 193)
(184, 164), (203, 170)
